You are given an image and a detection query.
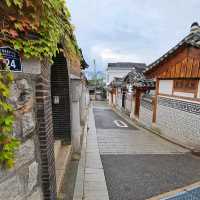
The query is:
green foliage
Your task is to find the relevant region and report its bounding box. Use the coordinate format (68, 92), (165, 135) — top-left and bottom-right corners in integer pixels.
(0, 56), (20, 169)
(4, 0), (81, 60)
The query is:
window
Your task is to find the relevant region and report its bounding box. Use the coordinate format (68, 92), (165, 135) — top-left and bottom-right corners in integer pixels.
(173, 79), (198, 93)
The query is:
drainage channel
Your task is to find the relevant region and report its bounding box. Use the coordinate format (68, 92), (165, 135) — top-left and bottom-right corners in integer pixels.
(161, 187), (200, 200)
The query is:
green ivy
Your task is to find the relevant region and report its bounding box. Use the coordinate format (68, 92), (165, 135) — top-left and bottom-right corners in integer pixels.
(0, 0), (81, 168)
(0, 56), (20, 168)
(4, 0), (81, 60)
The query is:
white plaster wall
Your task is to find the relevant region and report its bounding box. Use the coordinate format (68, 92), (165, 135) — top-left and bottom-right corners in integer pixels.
(113, 94), (116, 105)
(139, 106), (153, 128)
(159, 80), (173, 95)
(173, 92), (194, 98)
(116, 93), (122, 109)
(197, 80), (200, 98)
(125, 93), (132, 113)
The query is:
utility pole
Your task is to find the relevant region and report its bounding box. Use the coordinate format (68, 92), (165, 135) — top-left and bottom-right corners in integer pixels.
(93, 59), (97, 88)
(93, 59), (97, 100)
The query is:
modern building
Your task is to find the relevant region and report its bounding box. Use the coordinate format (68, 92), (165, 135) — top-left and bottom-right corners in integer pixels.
(106, 62), (146, 86)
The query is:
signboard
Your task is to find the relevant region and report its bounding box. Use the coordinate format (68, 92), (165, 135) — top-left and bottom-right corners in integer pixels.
(0, 46), (22, 72)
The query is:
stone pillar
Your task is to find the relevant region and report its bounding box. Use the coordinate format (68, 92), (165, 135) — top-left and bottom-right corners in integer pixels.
(130, 95), (135, 119)
(80, 84), (87, 125)
(71, 77), (82, 154)
(86, 88), (90, 106)
(108, 92), (112, 105)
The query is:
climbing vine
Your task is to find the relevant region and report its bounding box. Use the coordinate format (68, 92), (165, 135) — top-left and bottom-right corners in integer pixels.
(0, 55), (20, 168)
(1, 0), (81, 60)
(0, 0), (82, 168)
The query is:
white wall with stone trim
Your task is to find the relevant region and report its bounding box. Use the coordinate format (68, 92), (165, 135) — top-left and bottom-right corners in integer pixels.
(156, 96), (200, 148)
(125, 93), (132, 113)
(116, 93), (122, 109)
(139, 106), (153, 128)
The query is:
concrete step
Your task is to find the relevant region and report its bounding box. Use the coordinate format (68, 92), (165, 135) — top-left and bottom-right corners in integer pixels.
(55, 144), (72, 194)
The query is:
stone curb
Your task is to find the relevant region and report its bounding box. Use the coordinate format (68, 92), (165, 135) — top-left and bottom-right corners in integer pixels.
(73, 107), (89, 200)
(73, 104), (109, 200)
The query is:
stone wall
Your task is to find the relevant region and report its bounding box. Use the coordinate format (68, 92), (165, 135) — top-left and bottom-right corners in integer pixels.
(139, 97), (153, 128)
(156, 96), (200, 148)
(0, 73), (43, 200)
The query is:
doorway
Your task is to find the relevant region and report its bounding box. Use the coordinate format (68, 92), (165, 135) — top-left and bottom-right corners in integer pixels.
(51, 52), (71, 143)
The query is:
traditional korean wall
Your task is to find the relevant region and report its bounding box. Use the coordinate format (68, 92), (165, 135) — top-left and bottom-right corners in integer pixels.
(116, 88), (122, 109)
(139, 96), (153, 128)
(0, 60), (43, 200)
(156, 96), (200, 148)
(125, 93), (133, 113)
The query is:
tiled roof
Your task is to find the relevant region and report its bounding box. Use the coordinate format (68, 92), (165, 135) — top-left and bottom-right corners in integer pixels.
(145, 25), (200, 73)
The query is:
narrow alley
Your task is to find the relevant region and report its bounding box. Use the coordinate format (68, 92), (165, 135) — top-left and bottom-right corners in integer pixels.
(74, 101), (200, 200)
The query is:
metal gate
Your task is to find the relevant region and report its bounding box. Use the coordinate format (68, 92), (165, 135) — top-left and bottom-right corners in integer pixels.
(51, 52), (71, 143)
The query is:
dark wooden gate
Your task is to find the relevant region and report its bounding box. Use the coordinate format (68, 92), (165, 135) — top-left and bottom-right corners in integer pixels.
(122, 91), (126, 108)
(51, 52), (71, 143)
(134, 89), (141, 118)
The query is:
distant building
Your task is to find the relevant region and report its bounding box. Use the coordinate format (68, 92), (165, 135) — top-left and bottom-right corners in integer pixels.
(106, 62), (146, 86)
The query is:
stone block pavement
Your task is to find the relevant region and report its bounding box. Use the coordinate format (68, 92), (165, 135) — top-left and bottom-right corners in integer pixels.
(73, 105), (109, 200)
(73, 102), (200, 200)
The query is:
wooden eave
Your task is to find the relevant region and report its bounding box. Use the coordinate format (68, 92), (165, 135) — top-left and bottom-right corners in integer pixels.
(145, 43), (200, 79)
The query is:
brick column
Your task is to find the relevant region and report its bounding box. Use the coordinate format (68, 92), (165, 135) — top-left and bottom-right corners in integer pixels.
(36, 59), (56, 200)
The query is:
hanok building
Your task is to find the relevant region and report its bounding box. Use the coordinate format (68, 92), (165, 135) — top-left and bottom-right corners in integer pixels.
(122, 65), (147, 116)
(107, 62), (146, 104)
(108, 77), (124, 107)
(0, 2), (89, 200)
(144, 22), (200, 150)
(106, 62), (146, 86)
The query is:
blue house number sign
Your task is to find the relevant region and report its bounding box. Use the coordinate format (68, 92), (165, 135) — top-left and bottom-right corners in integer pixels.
(0, 46), (22, 72)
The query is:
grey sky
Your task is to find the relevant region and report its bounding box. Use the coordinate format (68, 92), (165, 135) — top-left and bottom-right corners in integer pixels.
(68, 0), (200, 72)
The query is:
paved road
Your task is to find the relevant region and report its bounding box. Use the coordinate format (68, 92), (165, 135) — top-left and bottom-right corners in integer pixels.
(93, 101), (200, 200)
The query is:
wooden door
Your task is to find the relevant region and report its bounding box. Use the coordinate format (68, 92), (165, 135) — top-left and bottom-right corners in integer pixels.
(134, 89), (141, 118)
(51, 52), (71, 143)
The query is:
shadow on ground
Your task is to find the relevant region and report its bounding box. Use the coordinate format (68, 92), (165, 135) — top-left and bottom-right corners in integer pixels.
(59, 160), (79, 200)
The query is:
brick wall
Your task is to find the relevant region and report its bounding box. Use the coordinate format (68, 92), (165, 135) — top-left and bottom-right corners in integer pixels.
(36, 59), (56, 200)
(156, 96), (200, 148)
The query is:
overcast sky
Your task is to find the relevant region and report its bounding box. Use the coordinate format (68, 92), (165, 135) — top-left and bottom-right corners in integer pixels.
(68, 0), (200, 73)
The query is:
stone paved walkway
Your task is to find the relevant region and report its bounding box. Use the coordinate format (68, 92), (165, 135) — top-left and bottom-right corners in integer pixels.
(73, 105), (109, 200)
(74, 102), (200, 200)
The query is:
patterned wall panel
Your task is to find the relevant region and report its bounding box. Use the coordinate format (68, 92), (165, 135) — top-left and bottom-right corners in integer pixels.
(157, 96), (200, 148)
(141, 97), (153, 111)
(158, 96), (200, 115)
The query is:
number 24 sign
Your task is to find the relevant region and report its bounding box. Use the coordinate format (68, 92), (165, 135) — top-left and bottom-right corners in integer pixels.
(0, 46), (22, 72)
